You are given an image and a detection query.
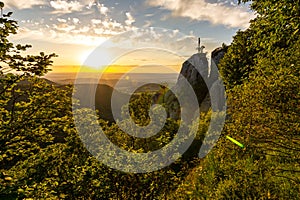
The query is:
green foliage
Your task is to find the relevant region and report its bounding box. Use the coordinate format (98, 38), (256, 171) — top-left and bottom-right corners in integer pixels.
(0, 78), (73, 169)
(219, 29), (257, 88)
(0, 17), (56, 76)
(128, 92), (152, 126)
(170, 1), (300, 199)
(0, 6), (207, 198)
(1, 92), (207, 199)
(0, 6), (56, 76)
(219, 0), (300, 88)
(1, 0), (299, 199)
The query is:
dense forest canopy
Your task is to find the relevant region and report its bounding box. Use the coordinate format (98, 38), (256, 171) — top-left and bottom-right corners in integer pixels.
(1, 0), (299, 199)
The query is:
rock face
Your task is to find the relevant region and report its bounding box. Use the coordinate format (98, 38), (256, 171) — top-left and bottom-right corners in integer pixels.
(178, 53), (209, 105)
(209, 47), (227, 111)
(154, 47), (226, 119)
(210, 47), (226, 83)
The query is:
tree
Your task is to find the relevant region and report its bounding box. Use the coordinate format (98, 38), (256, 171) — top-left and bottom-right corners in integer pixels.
(0, 2), (75, 198)
(0, 3), (206, 199)
(219, 0), (300, 89)
(0, 1), (62, 168)
(168, 1), (300, 198)
(0, 3), (56, 76)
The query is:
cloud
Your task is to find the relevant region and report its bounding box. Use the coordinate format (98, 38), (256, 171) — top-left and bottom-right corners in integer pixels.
(53, 23), (76, 32)
(125, 12), (135, 26)
(4, 0), (135, 46)
(143, 20), (152, 28)
(2, 0), (46, 9)
(15, 26), (107, 46)
(48, 1), (110, 16)
(14, 14), (137, 47)
(91, 18), (127, 34)
(57, 18), (67, 23)
(108, 27), (219, 59)
(73, 18), (80, 24)
(145, 13), (155, 17)
(147, 0), (255, 28)
(91, 19), (101, 25)
(99, 4), (109, 15)
(50, 0), (85, 13)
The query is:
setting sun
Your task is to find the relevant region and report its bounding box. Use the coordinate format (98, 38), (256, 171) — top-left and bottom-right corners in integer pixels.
(79, 49), (94, 65)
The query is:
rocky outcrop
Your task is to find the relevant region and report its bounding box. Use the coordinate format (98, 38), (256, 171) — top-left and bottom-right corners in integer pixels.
(178, 53), (209, 104)
(210, 47), (226, 83)
(153, 47), (226, 119)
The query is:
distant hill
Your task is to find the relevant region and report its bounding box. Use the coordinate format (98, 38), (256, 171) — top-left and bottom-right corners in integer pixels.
(0, 76), (61, 111)
(74, 83), (146, 122)
(1, 75), (161, 122)
(77, 83), (163, 122)
(94, 84), (131, 122)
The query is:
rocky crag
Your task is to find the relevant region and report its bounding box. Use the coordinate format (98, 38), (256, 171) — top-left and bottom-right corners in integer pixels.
(153, 47), (226, 120)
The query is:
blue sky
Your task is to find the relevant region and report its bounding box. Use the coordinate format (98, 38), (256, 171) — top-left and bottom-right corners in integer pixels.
(2, 0), (254, 68)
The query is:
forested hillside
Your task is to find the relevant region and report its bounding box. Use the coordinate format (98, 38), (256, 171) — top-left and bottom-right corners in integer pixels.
(170, 0), (300, 199)
(1, 0), (299, 199)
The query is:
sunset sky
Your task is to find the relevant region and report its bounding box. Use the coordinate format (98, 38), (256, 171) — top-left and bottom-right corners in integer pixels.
(3, 0), (254, 73)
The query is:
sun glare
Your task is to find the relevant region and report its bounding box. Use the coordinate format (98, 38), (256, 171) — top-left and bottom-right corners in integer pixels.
(79, 49), (93, 65)
(80, 49), (116, 70)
